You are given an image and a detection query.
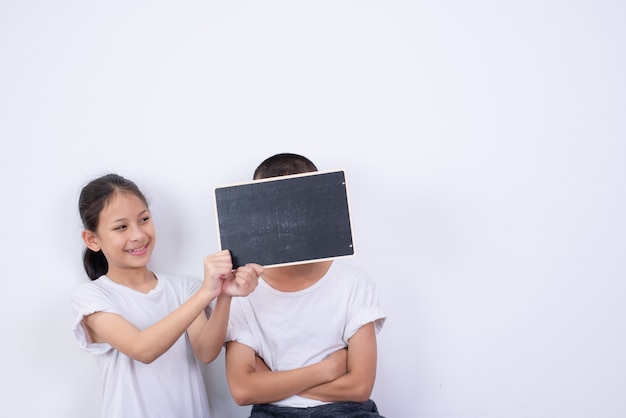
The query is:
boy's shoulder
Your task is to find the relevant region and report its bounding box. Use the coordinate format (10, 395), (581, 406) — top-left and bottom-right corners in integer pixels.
(325, 261), (375, 290)
(329, 261), (370, 280)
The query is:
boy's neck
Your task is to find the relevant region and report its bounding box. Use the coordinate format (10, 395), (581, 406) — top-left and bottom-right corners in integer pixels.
(262, 260), (333, 292)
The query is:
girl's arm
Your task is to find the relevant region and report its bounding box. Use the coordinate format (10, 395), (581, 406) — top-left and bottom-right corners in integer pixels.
(186, 294), (231, 363)
(83, 250), (257, 364)
(225, 341), (347, 406)
(298, 322), (378, 403)
(83, 287), (218, 364)
(187, 257), (263, 363)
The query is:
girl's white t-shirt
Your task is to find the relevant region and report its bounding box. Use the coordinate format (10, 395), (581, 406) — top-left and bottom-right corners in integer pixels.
(72, 273), (211, 418)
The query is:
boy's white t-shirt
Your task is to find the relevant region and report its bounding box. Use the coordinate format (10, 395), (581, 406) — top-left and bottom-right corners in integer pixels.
(72, 273), (211, 418)
(226, 261), (386, 408)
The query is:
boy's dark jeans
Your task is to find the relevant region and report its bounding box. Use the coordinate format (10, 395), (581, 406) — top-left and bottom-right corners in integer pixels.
(250, 399), (385, 417)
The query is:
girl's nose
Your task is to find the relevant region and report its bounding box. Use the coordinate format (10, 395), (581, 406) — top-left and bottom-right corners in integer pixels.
(129, 225), (146, 241)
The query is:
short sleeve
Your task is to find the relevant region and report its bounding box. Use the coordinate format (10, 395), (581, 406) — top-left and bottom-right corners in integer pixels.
(343, 277), (387, 343)
(225, 299), (258, 352)
(71, 282), (116, 355)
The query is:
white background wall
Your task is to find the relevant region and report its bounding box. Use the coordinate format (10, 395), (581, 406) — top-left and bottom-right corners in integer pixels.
(1, 1), (625, 417)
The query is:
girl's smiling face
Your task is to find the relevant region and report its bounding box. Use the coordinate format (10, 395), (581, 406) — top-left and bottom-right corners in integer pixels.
(83, 191), (156, 277)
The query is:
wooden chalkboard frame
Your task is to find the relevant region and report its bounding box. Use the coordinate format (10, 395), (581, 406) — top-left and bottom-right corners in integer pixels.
(214, 170), (355, 268)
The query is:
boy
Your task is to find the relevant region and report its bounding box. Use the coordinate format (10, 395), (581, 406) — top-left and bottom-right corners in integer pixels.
(224, 153), (386, 417)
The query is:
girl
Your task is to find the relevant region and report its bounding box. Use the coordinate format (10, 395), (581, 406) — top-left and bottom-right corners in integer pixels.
(71, 173), (263, 418)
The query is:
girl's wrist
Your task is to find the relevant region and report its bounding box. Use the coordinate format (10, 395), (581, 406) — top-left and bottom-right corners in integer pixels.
(197, 287), (220, 304)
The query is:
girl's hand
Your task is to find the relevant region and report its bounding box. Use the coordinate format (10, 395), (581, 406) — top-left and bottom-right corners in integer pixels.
(202, 250), (236, 298)
(221, 263), (263, 297)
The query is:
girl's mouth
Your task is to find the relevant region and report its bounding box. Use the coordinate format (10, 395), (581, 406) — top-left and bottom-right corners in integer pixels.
(126, 244), (149, 256)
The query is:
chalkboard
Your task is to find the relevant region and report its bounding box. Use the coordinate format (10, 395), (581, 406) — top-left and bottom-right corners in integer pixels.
(214, 170), (355, 268)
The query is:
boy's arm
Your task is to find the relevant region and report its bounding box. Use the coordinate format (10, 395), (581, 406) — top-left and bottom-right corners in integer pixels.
(298, 322), (378, 403)
(224, 341), (347, 406)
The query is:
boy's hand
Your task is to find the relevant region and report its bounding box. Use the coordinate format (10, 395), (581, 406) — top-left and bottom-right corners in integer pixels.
(323, 348), (348, 382)
(222, 263), (263, 297)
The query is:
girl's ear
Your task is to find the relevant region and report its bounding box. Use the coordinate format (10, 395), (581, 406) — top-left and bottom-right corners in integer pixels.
(82, 229), (101, 252)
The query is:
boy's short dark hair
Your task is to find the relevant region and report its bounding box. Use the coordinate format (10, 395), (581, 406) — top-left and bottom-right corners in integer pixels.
(253, 153), (318, 180)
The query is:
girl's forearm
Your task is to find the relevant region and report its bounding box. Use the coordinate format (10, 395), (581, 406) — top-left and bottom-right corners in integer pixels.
(125, 288), (217, 363)
(192, 294), (233, 363)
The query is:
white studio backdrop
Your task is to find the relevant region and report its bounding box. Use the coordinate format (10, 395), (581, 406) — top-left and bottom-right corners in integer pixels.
(1, 1), (625, 417)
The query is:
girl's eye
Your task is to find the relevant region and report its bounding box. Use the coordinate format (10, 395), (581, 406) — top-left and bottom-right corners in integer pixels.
(140, 216), (151, 224)
(114, 225), (127, 231)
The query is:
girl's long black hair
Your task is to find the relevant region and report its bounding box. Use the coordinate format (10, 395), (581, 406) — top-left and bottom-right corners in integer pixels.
(78, 174), (148, 280)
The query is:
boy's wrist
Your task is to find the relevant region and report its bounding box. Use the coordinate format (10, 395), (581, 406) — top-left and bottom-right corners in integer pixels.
(214, 293), (234, 307)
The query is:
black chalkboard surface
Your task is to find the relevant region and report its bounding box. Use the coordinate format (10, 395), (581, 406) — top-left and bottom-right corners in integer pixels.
(214, 170), (355, 268)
